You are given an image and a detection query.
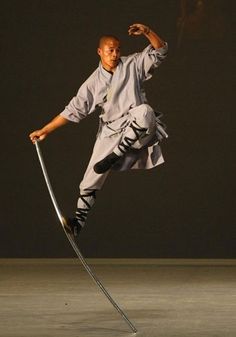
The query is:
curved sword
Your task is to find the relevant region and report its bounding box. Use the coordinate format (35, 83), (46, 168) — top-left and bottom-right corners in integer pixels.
(34, 140), (137, 334)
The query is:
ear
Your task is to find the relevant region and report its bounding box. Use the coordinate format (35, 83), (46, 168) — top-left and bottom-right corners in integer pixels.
(97, 48), (101, 56)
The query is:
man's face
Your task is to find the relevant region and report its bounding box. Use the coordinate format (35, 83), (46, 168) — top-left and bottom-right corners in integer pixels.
(97, 39), (121, 72)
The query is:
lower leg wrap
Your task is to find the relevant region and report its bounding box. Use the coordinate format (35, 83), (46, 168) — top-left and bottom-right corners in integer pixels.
(76, 190), (96, 227)
(114, 120), (147, 156)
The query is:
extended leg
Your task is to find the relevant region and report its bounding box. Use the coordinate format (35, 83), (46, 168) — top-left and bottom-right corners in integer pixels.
(67, 135), (116, 235)
(69, 189), (96, 236)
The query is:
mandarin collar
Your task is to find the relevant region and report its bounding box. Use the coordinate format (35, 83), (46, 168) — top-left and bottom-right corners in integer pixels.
(99, 59), (121, 80)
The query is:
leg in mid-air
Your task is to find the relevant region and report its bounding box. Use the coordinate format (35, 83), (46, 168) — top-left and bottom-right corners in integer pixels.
(67, 189), (96, 236)
(94, 104), (157, 174)
(66, 136), (114, 236)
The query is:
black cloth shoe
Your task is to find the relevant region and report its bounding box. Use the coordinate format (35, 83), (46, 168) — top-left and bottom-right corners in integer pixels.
(94, 152), (120, 174)
(65, 218), (82, 237)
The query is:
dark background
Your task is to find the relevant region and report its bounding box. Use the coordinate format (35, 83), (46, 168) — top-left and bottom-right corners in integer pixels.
(1, 0), (235, 258)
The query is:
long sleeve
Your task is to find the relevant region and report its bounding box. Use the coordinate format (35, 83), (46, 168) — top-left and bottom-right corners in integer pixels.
(134, 42), (168, 81)
(60, 82), (95, 123)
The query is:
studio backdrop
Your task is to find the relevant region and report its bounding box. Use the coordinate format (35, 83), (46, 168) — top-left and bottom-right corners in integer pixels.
(1, 0), (235, 258)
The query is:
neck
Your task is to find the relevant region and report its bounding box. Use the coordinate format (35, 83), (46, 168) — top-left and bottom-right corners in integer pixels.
(102, 64), (116, 73)
(101, 59), (120, 73)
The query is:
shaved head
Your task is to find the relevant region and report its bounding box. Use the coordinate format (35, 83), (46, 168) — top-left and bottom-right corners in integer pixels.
(98, 35), (120, 48)
(97, 35), (121, 72)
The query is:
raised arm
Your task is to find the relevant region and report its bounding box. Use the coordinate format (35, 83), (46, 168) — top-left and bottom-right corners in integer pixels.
(29, 114), (69, 143)
(128, 23), (165, 49)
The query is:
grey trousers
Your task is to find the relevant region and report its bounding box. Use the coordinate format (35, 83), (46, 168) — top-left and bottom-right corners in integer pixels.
(75, 103), (164, 227)
(79, 104), (157, 194)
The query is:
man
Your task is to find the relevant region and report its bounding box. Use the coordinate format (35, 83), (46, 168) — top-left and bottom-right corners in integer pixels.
(30, 23), (168, 237)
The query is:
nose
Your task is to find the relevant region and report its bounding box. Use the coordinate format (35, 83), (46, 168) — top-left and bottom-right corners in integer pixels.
(112, 49), (119, 58)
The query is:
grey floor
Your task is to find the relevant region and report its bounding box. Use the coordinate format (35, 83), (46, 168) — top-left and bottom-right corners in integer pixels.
(0, 259), (235, 337)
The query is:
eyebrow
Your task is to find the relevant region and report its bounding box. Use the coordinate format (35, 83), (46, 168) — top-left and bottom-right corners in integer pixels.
(106, 47), (120, 49)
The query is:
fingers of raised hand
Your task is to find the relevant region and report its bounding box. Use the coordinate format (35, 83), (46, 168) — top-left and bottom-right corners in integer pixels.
(128, 24), (142, 35)
(128, 23), (149, 35)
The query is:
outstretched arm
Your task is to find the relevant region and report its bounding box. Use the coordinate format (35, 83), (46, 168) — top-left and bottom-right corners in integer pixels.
(29, 114), (69, 143)
(128, 23), (165, 49)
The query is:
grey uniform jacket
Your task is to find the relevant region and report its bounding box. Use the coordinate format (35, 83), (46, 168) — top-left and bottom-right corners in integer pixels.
(60, 43), (168, 171)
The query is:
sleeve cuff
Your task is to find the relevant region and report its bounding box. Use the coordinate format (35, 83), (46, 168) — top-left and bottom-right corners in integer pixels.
(155, 41), (168, 54)
(60, 110), (80, 123)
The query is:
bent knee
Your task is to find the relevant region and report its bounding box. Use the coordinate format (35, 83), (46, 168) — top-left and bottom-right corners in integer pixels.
(130, 104), (155, 128)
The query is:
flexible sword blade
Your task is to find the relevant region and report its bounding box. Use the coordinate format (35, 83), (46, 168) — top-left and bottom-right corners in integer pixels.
(34, 140), (137, 333)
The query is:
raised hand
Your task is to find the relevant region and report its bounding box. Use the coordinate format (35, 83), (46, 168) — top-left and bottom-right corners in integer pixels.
(128, 23), (150, 36)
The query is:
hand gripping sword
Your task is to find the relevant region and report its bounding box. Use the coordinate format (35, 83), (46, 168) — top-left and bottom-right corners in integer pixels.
(34, 140), (137, 334)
